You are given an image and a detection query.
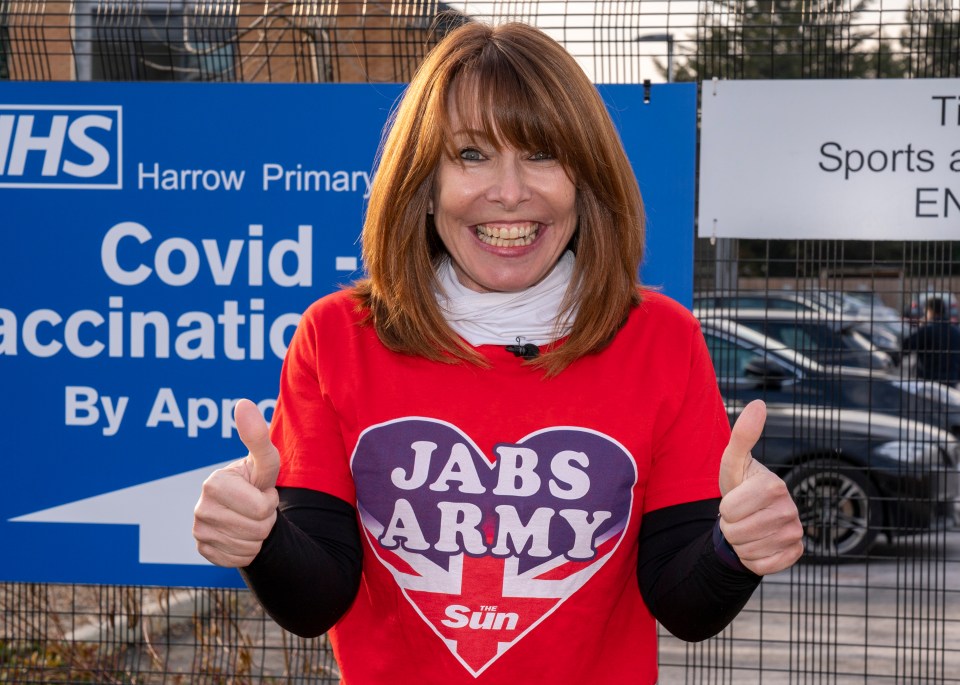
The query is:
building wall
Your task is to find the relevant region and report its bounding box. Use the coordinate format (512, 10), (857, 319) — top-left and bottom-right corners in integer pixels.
(3, 0), (455, 82)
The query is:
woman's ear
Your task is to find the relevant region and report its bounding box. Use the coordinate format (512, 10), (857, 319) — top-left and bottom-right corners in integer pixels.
(427, 198), (434, 215)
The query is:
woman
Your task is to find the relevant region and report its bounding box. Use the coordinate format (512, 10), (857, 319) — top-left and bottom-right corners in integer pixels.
(193, 21), (803, 684)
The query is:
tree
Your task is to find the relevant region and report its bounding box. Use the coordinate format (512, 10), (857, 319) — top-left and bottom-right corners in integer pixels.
(898, 0), (960, 78)
(664, 0), (905, 82)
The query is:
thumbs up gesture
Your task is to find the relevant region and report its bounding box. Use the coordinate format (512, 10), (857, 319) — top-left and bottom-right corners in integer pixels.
(193, 399), (281, 568)
(718, 400), (804, 576)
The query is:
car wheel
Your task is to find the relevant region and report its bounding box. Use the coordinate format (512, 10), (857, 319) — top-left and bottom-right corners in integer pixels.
(783, 459), (880, 560)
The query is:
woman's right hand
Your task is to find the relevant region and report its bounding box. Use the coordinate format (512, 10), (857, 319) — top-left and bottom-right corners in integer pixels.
(193, 399), (280, 567)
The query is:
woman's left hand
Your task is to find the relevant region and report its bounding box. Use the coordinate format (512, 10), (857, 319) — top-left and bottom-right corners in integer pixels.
(718, 400), (805, 576)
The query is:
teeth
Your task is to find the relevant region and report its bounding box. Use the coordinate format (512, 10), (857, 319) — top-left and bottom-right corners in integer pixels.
(475, 223), (539, 247)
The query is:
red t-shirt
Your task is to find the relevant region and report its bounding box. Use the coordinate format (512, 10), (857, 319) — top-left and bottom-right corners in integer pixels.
(271, 288), (730, 685)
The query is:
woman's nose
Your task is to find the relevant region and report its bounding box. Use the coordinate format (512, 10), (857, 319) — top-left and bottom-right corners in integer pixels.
(486, 158), (532, 209)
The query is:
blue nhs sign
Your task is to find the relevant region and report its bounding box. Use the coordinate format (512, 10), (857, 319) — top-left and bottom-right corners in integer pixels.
(0, 105), (122, 188)
(0, 82), (696, 588)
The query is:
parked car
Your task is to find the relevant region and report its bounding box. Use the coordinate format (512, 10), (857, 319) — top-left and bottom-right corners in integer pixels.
(699, 317), (960, 440)
(696, 308), (895, 370)
(842, 290), (903, 325)
(695, 289), (903, 361)
(703, 317), (960, 559)
(731, 402), (960, 559)
(838, 290), (908, 346)
(903, 291), (960, 325)
(695, 289), (839, 317)
(696, 288), (882, 320)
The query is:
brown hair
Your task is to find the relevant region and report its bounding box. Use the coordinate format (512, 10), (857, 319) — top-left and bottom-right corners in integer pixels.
(353, 21), (645, 376)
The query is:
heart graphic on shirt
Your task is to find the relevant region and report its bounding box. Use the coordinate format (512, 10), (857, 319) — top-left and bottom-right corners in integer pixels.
(350, 418), (637, 677)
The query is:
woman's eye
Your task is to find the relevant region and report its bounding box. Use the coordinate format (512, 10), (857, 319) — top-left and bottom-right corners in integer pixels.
(529, 150), (554, 161)
(459, 148), (484, 161)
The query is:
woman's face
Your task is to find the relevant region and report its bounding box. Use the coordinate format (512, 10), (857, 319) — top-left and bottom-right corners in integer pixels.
(431, 97), (578, 294)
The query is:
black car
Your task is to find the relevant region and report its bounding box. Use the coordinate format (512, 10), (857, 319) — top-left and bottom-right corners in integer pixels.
(733, 402), (960, 559)
(694, 289), (842, 314)
(696, 307), (895, 371)
(700, 317), (960, 440)
(694, 291), (905, 362)
(701, 317), (960, 559)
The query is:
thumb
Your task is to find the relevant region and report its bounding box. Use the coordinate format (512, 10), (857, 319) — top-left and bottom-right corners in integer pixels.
(719, 399), (766, 496)
(235, 399), (280, 492)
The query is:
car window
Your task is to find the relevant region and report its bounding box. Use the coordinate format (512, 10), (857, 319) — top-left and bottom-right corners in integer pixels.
(766, 323), (820, 353)
(710, 295), (808, 311)
(768, 300), (804, 311)
(800, 323), (845, 351)
(715, 296), (766, 309)
(737, 320), (831, 355)
(704, 332), (766, 379)
(742, 297), (775, 309)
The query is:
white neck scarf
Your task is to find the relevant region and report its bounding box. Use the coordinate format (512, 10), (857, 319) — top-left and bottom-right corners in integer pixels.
(434, 251), (577, 346)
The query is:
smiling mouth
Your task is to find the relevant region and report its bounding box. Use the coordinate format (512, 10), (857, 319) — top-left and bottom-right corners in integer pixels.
(475, 222), (540, 247)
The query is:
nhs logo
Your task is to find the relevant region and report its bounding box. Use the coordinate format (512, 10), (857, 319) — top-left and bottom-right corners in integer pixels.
(0, 105), (122, 189)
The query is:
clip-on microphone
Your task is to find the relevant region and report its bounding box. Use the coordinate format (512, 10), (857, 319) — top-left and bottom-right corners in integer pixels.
(505, 337), (540, 359)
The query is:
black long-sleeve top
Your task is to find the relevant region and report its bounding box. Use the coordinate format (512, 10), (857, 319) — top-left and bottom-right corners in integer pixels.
(902, 319), (960, 383)
(241, 487), (761, 641)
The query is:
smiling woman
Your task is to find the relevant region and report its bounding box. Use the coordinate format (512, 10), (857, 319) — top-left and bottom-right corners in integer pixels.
(429, 93), (579, 294)
(193, 20), (803, 685)
(356, 22), (646, 376)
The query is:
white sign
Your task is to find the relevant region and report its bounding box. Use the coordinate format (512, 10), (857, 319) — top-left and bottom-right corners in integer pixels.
(698, 78), (960, 240)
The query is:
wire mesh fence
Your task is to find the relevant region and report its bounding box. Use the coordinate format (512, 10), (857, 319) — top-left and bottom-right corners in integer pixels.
(2, 0), (959, 682)
(1, 584), (341, 683)
(686, 240), (960, 683)
(0, 0), (957, 83)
